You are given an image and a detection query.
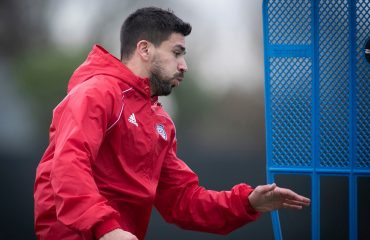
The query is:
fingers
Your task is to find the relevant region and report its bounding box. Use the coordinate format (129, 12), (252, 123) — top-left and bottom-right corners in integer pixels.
(276, 187), (311, 205)
(275, 187), (311, 211)
(297, 196), (311, 205)
(282, 202), (303, 210)
(284, 199), (310, 208)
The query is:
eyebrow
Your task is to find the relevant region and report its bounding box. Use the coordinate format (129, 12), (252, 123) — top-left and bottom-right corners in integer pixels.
(173, 45), (186, 54)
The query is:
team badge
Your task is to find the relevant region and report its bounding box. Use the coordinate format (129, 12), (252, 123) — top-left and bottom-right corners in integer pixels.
(156, 124), (167, 140)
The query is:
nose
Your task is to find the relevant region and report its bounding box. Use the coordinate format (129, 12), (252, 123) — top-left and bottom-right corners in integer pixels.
(178, 58), (188, 73)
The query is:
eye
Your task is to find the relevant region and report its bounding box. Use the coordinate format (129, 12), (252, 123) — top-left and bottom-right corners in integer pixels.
(173, 51), (182, 57)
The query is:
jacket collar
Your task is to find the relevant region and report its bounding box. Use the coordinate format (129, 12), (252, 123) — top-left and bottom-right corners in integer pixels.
(68, 45), (153, 100)
(92, 45), (152, 99)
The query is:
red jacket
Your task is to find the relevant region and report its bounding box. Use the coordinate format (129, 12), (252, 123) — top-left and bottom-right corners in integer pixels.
(34, 45), (260, 240)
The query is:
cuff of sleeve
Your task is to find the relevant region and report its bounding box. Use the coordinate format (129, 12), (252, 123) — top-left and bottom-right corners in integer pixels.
(241, 184), (261, 218)
(246, 193), (260, 215)
(93, 217), (122, 239)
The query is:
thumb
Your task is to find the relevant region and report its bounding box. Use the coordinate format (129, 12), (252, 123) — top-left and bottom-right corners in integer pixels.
(259, 183), (277, 194)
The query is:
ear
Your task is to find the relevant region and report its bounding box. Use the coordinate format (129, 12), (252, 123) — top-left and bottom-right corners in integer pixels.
(136, 40), (152, 61)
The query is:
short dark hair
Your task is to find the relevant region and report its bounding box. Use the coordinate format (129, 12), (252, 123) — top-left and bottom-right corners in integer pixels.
(120, 7), (192, 60)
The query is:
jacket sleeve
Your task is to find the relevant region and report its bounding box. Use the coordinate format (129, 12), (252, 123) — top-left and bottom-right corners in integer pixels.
(154, 138), (261, 235)
(50, 81), (121, 237)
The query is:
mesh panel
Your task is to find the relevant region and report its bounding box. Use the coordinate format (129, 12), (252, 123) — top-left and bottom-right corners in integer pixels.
(270, 57), (312, 167)
(355, 0), (370, 168)
(318, 0), (351, 168)
(265, 0), (370, 170)
(268, 0), (312, 45)
(264, 1), (370, 238)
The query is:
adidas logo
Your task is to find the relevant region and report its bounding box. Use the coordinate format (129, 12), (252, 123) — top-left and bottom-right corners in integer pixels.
(128, 113), (138, 127)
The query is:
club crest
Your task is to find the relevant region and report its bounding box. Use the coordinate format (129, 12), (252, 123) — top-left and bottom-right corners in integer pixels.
(156, 124), (167, 140)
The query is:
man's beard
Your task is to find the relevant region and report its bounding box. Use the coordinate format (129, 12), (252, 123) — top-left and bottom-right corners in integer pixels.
(149, 65), (173, 96)
(149, 57), (183, 96)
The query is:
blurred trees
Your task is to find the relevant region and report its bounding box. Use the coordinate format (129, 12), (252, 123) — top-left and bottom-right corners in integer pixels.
(14, 48), (88, 133)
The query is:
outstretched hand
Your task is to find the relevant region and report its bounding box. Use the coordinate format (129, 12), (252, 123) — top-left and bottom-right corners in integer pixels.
(248, 183), (311, 213)
(99, 229), (138, 240)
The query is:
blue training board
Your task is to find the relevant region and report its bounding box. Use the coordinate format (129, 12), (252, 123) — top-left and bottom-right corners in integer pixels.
(262, 0), (370, 239)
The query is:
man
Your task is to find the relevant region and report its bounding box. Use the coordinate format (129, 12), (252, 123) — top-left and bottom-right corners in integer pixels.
(34, 7), (310, 240)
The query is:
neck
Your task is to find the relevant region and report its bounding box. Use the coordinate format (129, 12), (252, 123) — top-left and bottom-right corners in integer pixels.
(122, 58), (149, 79)
(122, 58), (155, 96)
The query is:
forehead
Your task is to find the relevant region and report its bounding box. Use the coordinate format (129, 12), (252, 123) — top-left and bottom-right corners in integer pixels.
(159, 33), (186, 49)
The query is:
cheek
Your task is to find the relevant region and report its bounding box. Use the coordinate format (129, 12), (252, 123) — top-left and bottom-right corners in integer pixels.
(154, 53), (178, 76)
(162, 59), (177, 74)
(160, 53), (177, 66)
